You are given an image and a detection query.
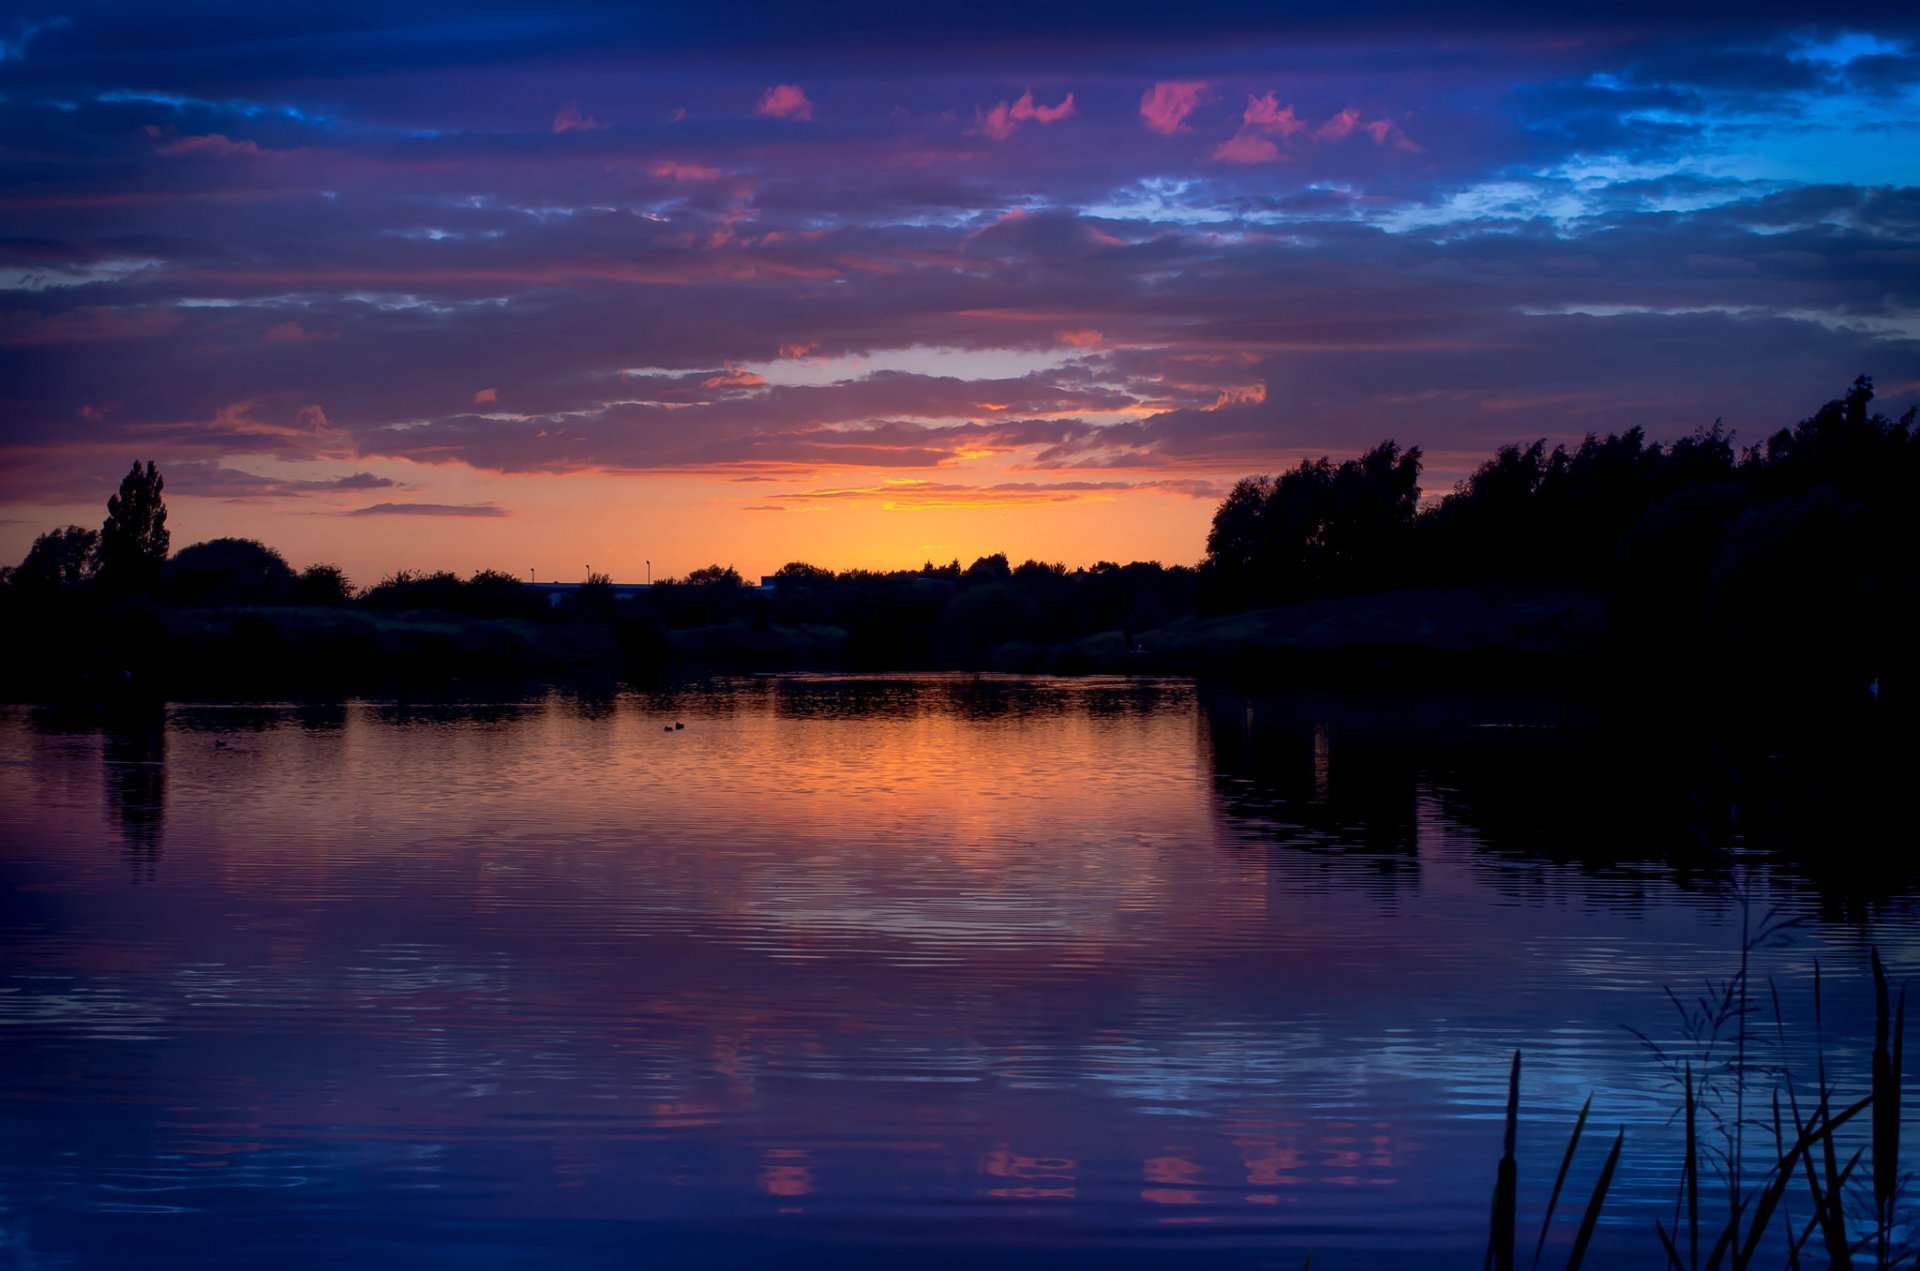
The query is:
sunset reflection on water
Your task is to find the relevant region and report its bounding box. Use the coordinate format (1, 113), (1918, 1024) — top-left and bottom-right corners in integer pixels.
(1, 677), (1914, 1270)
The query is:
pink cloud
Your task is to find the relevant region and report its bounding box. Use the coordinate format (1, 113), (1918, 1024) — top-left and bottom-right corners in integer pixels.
(1056, 328), (1103, 348)
(1364, 118), (1425, 152)
(1016, 90), (1076, 124)
(1296, 107), (1422, 151)
(1212, 92), (1305, 164)
(979, 90), (1076, 141)
(649, 159), (725, 181)
(756, 84), (813, 120)
(976, 107), (1016, 141)
(1243, 93), (1305, 138)
(702, 363), (767, 388)
(552, 103), (605, 134)
(473, 387), (498, 404)
(1212, 133), (1284, 164)
(1316, 107), (1361, 141)
(1140, 81), (1208, 135)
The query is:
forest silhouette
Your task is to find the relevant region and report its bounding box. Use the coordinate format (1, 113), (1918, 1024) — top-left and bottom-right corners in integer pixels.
(3, 378), (1912, 711)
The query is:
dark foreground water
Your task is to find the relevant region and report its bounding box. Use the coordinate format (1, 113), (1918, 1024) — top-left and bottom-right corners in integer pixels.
(1, 676), (1914, 1270)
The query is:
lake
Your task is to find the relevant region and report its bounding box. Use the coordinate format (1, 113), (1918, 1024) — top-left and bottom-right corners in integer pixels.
(1, 675), (1913, 1269)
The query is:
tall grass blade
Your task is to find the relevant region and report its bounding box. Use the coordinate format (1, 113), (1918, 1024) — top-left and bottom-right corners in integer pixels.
(1817, 1087), (1852, 1271)
(1701, 1191), (1745, 1271)
(1766, 985), (1799, 1271)
(1813, 960), (1827, 1092)
(1488, 1051), (1520, 1271)
(1564, 1128), (1623, 1271)
(1655, 1219), (1687, 1271)
(1686, 1060), (1699, 1271)
(1783, 1080), (1848, 1270)
(1789, 1149), (1858, 1264)
(1770, 1091), (1799, 1271)
(1533, 1092), (1592, 1270)
(1874, 949), (1892, 1213)
(1870, 948), (1904, 1265)
(1895, 978), (1907, 1256)
(1701, 1088), (1871, 1271)
(1731, 1092), (1874, 1271)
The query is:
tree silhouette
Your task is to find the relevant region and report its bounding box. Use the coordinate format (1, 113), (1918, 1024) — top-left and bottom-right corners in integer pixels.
(1202, 440), (1422, 607)
(683, 564), (744, 587)
(99, 461), (168, 595)
(13, 525), (100, 590)
(773, 561), (834, 588)
(962, 553), (1011, 585)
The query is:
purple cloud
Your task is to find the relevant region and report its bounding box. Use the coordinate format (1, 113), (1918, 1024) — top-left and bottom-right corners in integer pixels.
(0, 4), (1914, 568)
(345, 502), (507, 517)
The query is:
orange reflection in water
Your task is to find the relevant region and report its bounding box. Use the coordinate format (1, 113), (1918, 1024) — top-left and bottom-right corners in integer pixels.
(8, 681), (1879, 1266)
(1141, 1151), (1203, 1206)
(980, 1144), (1077, 1199)
(758, 1147), (815, 1198)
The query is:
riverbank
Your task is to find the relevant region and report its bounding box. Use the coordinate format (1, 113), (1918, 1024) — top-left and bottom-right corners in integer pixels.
(6, 580), (1899, 722)
(5, 583), (1615, 698)
(1004, 584), (1607, 677)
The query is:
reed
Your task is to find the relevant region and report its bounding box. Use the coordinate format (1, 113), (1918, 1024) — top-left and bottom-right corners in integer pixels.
(1871, 949), (1906, 1267)
(1485, 1050), (1623, 1271)
(1489, 1050), (1520, 1271)
(1534, 1092), (1594, 1270)
(1492, 948), (1907, 1270)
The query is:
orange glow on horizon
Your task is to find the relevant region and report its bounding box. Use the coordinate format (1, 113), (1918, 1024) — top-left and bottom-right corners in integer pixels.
(0, 466), (1220, 586)
(0, 426), (1519, 584)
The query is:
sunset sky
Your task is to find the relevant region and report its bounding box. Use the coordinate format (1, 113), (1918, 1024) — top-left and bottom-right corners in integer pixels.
(3, 2), (1918, 584)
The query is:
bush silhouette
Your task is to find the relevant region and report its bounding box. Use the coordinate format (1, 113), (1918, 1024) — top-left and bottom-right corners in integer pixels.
(163, 538), (297, 606)
(12, 526), (99, 592)
(295, 563), (355, 606)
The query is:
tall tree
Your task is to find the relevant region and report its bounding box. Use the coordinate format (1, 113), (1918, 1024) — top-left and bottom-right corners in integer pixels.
(99, 461), (169, 595)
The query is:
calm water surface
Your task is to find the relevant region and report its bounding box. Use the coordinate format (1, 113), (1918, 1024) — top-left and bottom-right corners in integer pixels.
(1, 676), (1914, 1269)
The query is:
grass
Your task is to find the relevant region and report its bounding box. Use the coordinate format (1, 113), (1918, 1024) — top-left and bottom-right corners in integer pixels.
(1485, 1051), (1622, 1271)
(1487, 948), (1908, 1270)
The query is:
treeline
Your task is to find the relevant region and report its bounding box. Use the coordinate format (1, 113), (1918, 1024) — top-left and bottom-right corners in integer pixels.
(3, 379), (1912, 699)
(633, 556), (1197, 670)
(1204, 376), (1916, 601)
(1200, 376), (1915, 699)
(1, 507), (1200, 693)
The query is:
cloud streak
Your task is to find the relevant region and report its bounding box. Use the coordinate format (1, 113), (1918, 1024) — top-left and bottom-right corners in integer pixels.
(980, 89), (1076, 140)
(0, 6), (1915, 573)
(345, 502), (507, 518)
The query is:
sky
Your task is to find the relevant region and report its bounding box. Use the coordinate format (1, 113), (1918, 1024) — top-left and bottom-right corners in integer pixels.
(2, 2), (1918, 584)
